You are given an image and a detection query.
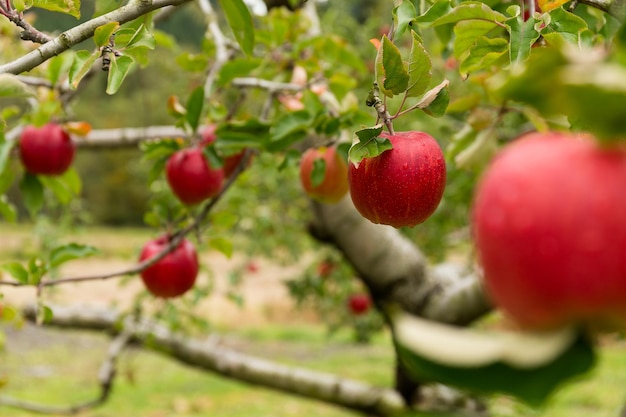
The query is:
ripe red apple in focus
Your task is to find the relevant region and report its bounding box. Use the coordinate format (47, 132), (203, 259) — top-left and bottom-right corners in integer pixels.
(200, 125), (249, 178)
(472, 132), (626, 330)
(348, 131), (446, 228)
(139, 236), (199, 298)
(19, 123), (75, 176)
(348, 294), (371, 315)
(299, 146), (349, 203)
(166, 147), (224, 205)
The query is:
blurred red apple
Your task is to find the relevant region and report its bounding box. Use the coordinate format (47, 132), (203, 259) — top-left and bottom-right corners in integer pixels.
(139, 236), (199, 298)
(19, 123), (75, 176)
(348, 294), (371, 315)
(200, 125), (249, 178)
(166, 146), (224, 205)
(300, 146), (349, 203)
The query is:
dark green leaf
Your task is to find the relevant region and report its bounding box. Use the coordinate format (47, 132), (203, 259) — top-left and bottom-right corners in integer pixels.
(310, 158), (326, 187)
(1, 262), (29, 284)
(19, 173), (44, 217)
(49, 243), (99, 268)
(94, 22), (119, 48)
(376, 36), (410, 98)
(185, 86), (205, 133)
(202, 145), (223, 170)
(106, 55), (134, 95)
(348, 125), (392, 165)
(394, 312), (596, 406)
(217, 0), (255, 55)
(393, 0), (418, 39)
(406, 31), (432, 97)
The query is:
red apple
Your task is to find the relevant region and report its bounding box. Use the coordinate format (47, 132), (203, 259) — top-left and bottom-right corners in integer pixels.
(348, 294), (371, 315)
(19, 123), (75, 176)
(139, 236), (199, 298)
(299, 146), (349, 203)
(473, 132), (626, 330)
(200, 125), (248, 178)
(166, 147), (224, 205)
(348, 131), (446, 228)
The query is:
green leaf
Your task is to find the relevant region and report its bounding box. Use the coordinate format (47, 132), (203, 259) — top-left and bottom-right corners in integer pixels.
(47, 54), (73, 85)
(202, 145), (223, 170)
(268, 111), (311, 152)
(406, 31), (432, 97)
(217, 0), (255, 55)
(310, 158), (326, 187)
(459, 37), (508, 76)
(94, 0), (122, 17)
(393, 312), (596, 406)
(453, 20), (502, 60)
(422, 85), (450, 117)
(0, 195), (16, 223)
(414, 0), (452, 25)
(348, 125), (392, 165)
(0, 74), (36, 98)
(215, 119), (271, 150)
(106, 55), (134, 95)
(0, 138), (15, 176)
(393, 0), (418, 39)
(431, 1), (507, 26)
(31, 0), (80, 18)
(19, 173), (44, 217)
(185, 86), (205, 133)
(507, 15), (541, 64)
(375, 36), (410, 98)
(39, 168), (81, 205)
(69, 50), (100, 89)
(125, 24), (156, 50)
(209, 237), (234, 258)
(94, 22), (119, 48)
(1, 262), (29, 284)
(49, 243), (99, 268)
(542, 7), (588, 46)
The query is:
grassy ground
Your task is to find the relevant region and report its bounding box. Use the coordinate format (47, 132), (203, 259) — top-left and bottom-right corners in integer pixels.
(1, 224), (626, 416)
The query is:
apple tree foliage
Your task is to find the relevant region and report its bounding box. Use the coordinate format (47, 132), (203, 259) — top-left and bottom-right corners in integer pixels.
(0, 0), (626, 414)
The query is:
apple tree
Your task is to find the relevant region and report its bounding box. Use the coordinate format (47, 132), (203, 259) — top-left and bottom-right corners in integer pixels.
(1, 0), (626, 415)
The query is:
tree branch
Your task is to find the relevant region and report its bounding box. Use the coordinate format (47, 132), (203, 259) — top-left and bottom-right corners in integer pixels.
(0, 0), (194, 75)
(21, 304), (407, 417)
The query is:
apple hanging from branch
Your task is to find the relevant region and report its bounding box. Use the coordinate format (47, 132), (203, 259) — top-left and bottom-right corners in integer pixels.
(19, 123), (76, 176)
(139, 236), (199, 298)
(299, 146), (349, 203)
(348, 129), (447, 228)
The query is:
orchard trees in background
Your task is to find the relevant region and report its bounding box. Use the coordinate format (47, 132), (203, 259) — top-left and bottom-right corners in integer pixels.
(1, 0), (626, 416)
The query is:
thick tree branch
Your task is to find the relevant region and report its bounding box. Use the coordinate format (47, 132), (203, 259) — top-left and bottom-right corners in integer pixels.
(309, 197), (491, 326)
(0, 0), (194, 75)
(21, 304), (406, 417)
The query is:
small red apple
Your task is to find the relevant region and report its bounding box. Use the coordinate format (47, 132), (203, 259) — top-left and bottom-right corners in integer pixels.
(200, 125), (248, 178)
(139, 236), (199, 298)
(348, 131), (446, 228)
(299, 146), (349, 203)
(348, 294), (371, 315)
(473, 132), (626, 330)
(19, 123), (75, 176)
(166, 147), (224, 205)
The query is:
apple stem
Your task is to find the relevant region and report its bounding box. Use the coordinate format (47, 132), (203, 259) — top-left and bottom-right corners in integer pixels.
(366, 83), (395, 135)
